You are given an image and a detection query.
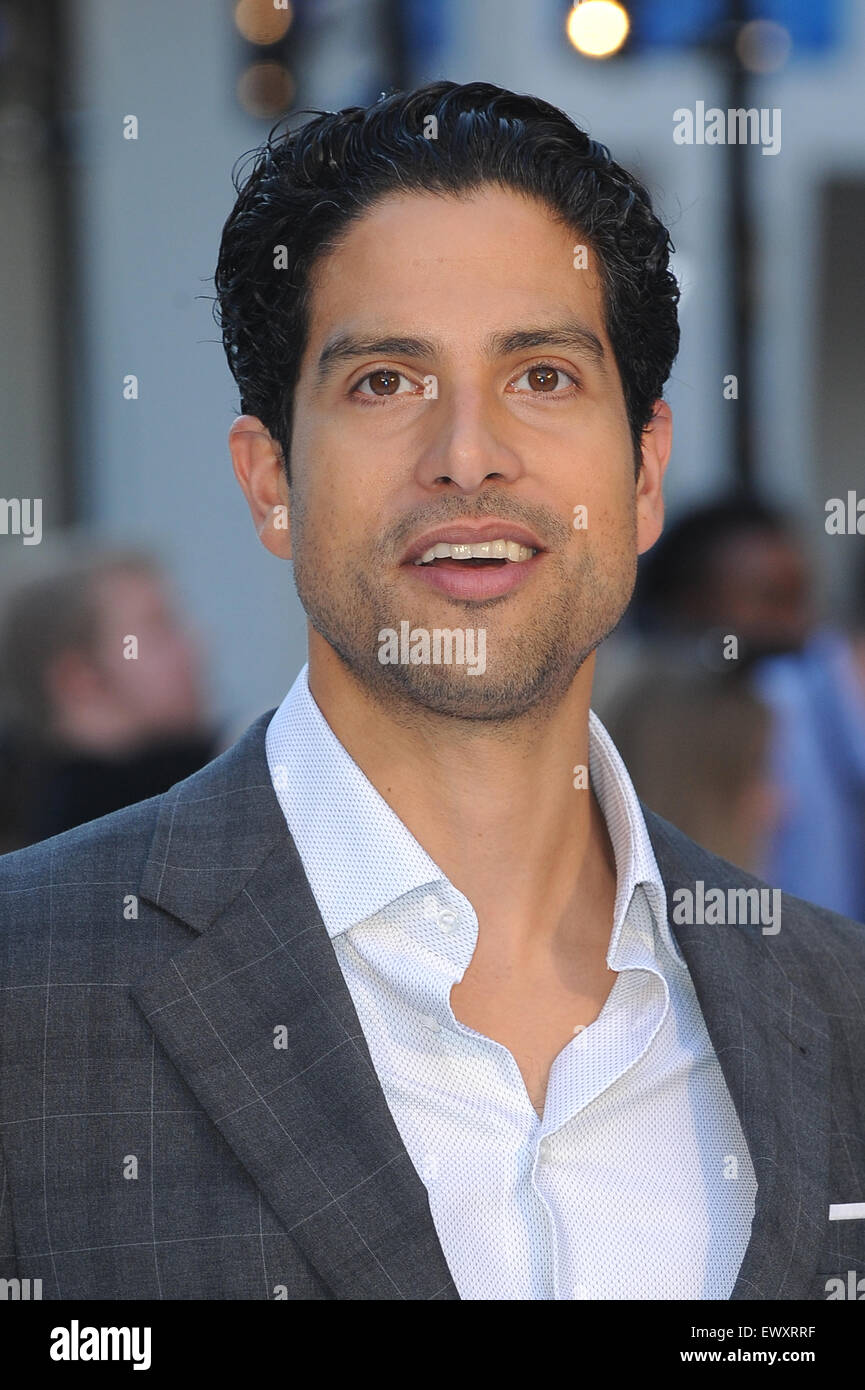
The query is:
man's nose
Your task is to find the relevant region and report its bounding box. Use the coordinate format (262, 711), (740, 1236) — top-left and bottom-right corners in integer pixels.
(411, 381), (524, 492)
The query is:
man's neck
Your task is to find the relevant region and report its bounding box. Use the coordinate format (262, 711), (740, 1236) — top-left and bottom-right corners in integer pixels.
(306, 636), (617, 954)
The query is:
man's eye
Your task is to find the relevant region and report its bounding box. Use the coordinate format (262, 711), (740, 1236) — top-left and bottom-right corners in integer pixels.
(510, 364), (579, 394)
(353, 368), (418, 398)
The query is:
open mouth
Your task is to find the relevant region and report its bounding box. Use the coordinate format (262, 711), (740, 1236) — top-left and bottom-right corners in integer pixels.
(405, 539), (545, 600)
(432, 557), (508, 566)
(412, 541), (538, 567)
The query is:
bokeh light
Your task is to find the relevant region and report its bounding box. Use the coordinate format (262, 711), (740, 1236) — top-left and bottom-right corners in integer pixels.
(566, 1), (630, 59)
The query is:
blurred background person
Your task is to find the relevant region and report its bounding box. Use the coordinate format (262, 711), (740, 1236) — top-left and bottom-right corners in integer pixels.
(605, 497), (865, 920)
(849, 550), (865, 703)
(634, 497), (813, 667)
(0, 544), (219, 851)
(605, 669), (778, 875)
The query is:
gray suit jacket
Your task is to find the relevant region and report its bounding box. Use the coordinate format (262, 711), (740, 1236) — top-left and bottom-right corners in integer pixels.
(1, 709), (864, 1301)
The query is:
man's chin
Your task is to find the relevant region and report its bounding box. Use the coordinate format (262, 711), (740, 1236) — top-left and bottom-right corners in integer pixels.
(362, 650), (588, 724)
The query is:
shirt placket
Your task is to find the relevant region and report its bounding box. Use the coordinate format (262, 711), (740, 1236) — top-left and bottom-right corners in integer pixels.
(413, 887), (560, 1298)
(530, 910), (670, 1299)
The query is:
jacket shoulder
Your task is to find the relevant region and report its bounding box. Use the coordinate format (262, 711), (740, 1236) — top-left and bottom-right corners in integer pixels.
(643, 803), (865, 999)
(0, 792), (164, 907)
(0, 710), (277, 905)
(0, 712), (278, 951)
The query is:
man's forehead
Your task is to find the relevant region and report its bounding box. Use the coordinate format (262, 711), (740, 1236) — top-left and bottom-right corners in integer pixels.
(307, 185), (604, 291)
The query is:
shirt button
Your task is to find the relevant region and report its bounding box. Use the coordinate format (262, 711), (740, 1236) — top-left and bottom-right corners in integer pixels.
(420, 1014), (441, 1033)
(538, 1137), (552, 1162)
(437, 909), (457, 933)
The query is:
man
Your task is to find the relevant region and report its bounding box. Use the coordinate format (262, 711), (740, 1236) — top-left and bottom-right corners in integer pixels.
(1, 81), (864, 1302)
(635, 496), (814, 664)
(0, 545), (216, 852)
(635, 499), (865, 919)
(604, 669), (777, 875)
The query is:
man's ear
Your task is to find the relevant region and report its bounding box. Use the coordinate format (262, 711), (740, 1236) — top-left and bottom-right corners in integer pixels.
(228, 414), (292, 560)
(635, 400), (672, 556)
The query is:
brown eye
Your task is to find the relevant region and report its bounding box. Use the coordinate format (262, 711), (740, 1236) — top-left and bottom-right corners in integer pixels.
(510, 363), (578, 396)
(528, 366), (560, 391)
(353, 368), (418, 402)
(367, 369), (401, 395)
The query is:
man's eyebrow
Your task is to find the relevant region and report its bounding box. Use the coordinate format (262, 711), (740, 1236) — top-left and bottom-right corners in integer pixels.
(315, 335), (439, 387)
(485, 322), (606, 370)
(313, 319), (607, 387)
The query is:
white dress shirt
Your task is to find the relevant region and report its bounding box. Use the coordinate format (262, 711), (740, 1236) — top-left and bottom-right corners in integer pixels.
(266, 664), (757, 1300)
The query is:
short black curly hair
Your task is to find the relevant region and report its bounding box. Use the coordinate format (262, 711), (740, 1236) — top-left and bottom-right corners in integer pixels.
(214, 79), (680, 481)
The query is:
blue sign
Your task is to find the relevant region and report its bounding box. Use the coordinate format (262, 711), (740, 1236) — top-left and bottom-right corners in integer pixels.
(585, 0), (843, 55)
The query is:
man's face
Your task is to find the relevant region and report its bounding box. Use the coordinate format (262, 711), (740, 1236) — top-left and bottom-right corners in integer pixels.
(272, 186), (668, 720)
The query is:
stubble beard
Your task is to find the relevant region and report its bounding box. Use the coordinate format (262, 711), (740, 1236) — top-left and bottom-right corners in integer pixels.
(292, 540), (636, 728)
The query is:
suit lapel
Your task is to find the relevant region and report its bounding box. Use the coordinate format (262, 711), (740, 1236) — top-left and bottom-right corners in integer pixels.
(131, 712), (458, 1301)
(128, 709), (829, 1302)
(645, 807), (832, 1299)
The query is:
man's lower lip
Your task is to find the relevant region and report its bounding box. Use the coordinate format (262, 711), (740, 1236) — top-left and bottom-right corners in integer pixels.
(402, 552), (544, 598)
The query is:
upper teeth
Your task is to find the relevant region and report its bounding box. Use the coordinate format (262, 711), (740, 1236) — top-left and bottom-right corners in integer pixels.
(413, 540), (537, 565)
